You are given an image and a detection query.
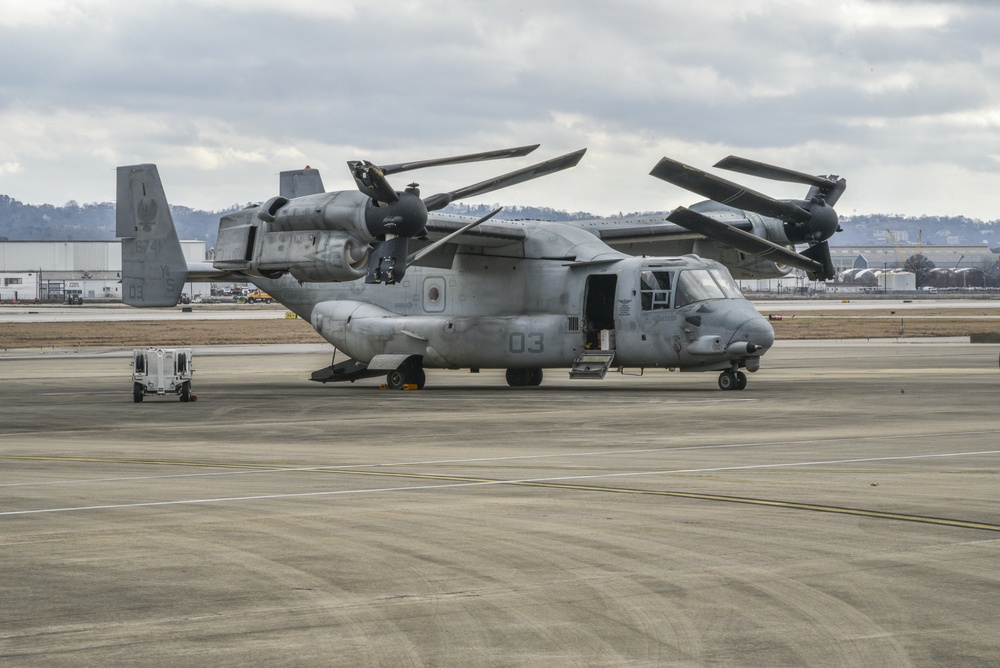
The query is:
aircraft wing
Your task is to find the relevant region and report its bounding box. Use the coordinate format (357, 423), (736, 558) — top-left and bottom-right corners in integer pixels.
(571, 207), (754, 245)
(423, 213), (527, 247)
(421, 209), (752, 258)
(405, 213), (528, 268)
(424, 209), (746, 249)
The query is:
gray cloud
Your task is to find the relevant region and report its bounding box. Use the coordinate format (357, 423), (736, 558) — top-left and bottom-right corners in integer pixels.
(1, 0), (999, 219)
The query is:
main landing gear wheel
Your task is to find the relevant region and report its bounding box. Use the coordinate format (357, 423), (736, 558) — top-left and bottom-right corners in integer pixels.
(386, 361), (426, 390)
(506, 368), (543, 387)
(718, 370), (748, 391)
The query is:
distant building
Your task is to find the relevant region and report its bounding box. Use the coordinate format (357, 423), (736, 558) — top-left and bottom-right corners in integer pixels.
(0, 240), (206, 302)
(740, 245), (998, 293)
(830, 245), (998, 275)
(883, 271), (917, 292)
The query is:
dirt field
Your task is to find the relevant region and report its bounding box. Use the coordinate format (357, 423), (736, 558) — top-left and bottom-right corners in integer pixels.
(760, 307), (1000, 340)
(2, 305), (998, 349)
(1, 317), (325, 349)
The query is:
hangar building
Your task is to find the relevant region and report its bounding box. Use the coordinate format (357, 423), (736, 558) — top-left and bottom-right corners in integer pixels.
(0, 240), (206, 302)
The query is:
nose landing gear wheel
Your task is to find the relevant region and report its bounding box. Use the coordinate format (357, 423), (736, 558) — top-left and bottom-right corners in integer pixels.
(734, 370), (747, 390)
(718, 371), (735, 390)
(718, 370), (748, 391)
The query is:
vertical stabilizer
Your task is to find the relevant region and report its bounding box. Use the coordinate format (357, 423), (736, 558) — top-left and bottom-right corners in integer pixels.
(117, 164), (188, 306)
(279, 167), (325, 199)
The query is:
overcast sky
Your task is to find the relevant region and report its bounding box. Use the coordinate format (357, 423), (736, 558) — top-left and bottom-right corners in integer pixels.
(2, 0), (999, 220)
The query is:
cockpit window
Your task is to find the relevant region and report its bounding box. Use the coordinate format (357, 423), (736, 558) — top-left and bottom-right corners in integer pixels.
(710, 268), (743, 298)
(675, 269), (727, 307)
(639, 270), (672, 310)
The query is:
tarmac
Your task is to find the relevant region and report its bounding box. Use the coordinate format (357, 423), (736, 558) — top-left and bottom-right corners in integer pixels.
(2, 339), (1000, 666)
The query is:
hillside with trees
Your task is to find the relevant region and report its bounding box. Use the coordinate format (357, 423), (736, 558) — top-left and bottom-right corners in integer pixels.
(2, 194), (999, 251)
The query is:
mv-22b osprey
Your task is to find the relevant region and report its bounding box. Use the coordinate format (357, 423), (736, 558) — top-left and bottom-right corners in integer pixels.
(117, 145), (844, 391)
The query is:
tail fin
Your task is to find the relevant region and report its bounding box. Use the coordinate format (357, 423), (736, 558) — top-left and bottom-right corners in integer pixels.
(117, 164), (188, 306)
(279, 167), (325, 199)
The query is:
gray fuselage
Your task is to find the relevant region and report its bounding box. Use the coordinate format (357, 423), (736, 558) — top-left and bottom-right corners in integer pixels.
(254, 223), (774, 373)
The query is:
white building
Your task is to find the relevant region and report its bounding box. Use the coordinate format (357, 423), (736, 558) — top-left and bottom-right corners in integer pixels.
(0, 240), (206, 302)
(830, 245), (998, 274)
(883, 271), (917, 292)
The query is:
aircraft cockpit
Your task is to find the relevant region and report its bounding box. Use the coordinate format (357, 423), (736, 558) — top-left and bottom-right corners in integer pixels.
(626, 257), (772, 389)
(638, 259), (745, 312)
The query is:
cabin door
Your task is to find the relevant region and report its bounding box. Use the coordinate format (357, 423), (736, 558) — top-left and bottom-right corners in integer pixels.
(583, 274), (618, 350)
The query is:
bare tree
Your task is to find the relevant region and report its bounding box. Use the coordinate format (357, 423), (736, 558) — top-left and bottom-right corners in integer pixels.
(903, 254), (936, 288)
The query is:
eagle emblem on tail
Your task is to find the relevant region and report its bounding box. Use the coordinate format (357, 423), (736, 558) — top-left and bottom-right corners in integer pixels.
(137, 198), (157, 233)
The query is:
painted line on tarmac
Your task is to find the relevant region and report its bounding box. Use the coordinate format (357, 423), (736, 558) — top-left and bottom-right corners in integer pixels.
(2, 430), (999, 487)
(0, 429), (1000, 488)
(3, 449), (1000, 532)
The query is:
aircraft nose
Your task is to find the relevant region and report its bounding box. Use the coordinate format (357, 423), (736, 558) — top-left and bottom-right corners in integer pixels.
(731, 314), (775, 352)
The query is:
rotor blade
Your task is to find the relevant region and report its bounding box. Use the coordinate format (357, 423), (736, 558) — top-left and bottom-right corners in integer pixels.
(716, 155), (847, 208)
(820, 178), (847, 207)
(713, 155), (838, 189)
(650, 157), (811, 225)
(667, 207), (827, 277)
(408, 208), (502, 266)
(379, 145), (539, 176)
(423, 148), (586, 211)
(347, 161), (399, 204)
(800, 240), (835, 280)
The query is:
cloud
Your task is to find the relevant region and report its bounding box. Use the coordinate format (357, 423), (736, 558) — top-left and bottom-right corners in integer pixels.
(0, 0), (998, 219)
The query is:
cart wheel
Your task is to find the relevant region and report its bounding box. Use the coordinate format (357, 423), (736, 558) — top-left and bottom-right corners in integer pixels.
(133, 383), (144, 403)
(180, 381), (192, 402)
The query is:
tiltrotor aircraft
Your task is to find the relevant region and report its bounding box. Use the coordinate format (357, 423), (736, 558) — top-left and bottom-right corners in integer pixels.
(115, 144), (848, 391)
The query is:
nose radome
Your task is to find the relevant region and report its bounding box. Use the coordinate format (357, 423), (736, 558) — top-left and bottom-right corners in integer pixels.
(733, 315), (775, 351)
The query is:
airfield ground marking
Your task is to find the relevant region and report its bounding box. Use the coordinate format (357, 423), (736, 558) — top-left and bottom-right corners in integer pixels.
(2, 428), (999, 489)
(3, 450), (1000, 532)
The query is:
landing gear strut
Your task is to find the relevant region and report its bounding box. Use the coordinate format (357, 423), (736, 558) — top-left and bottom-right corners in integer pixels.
(718, 369), (747, 391)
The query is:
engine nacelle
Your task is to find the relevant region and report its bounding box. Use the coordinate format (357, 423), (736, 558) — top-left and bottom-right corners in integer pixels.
(267, 190), (374, 241)
(257, 230), (369, 282)
(692, 239), (791, 279)
(213, 201), (372, 282)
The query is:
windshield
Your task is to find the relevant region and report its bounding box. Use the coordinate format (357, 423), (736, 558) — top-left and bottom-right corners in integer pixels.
(675, 269), (727, 307)
(710, 268), (743, 298)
